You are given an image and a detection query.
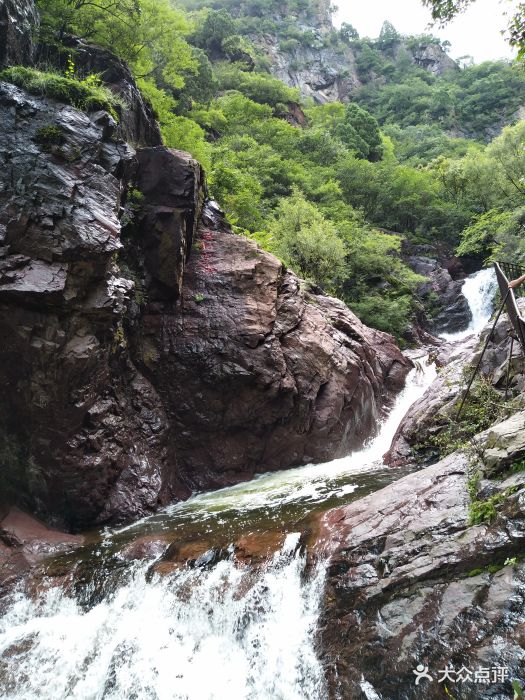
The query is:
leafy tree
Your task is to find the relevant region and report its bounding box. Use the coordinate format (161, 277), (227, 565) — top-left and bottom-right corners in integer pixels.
(37, 0), (196, 93)
(340, 23), (359, 42)
(267, 190), (346, 291)
(456, 208), (525, 262)
(162, 116), (212, 169)
(378, 20), (400, 48)
(190, 8), (237, 55)
(486, 120), (525, 198)
(336, 103), (383, 161)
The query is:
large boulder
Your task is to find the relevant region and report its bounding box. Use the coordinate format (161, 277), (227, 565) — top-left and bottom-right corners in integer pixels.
(131, 212), (411, 491)
(0, 77), (411, 528)
(317, 437), (525, 699)
(0, 0), (38, 68)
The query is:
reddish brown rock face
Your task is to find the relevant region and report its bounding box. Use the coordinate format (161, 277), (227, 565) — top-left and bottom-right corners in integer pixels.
(0, 507), (84, 586)
(0, 71), (410, 529)
(134, 221), (411, 494)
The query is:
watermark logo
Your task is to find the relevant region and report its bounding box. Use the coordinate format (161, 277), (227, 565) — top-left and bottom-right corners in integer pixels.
(412, 664), (512, 686)
(413, 664), (433, 686)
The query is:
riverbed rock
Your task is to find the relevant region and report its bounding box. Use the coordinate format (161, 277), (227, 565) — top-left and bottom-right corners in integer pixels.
(317, 441), (525, 699)
(386, 300), (525, 468)
(0, 507), (83, 586)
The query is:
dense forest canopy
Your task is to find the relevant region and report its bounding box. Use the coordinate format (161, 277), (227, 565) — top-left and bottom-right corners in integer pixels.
(21, 0), (525, 338)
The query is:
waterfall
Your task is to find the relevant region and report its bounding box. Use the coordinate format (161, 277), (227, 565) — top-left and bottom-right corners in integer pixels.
(440, 267), (498, 342)
(0, 362), (437, 700)
(0, 535), (326, 700)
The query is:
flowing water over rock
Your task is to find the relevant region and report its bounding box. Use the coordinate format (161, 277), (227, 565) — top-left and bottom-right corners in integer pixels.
(0, 268), (498, 700)
(0, 359), (437, 700)
(440, 267), (498, 342)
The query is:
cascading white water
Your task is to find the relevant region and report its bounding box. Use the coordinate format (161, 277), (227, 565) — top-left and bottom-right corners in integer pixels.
(440, 267), (498, 342)
(0, 360), (438, 700)
(0, 534), (326, 700)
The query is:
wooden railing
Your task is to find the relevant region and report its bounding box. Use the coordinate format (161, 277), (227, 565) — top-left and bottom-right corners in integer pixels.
(494, 261), (525, 350)
(497, 261), (525, 298)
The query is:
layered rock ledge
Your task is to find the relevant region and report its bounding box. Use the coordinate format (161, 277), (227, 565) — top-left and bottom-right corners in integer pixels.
(317, 420), (525, 699)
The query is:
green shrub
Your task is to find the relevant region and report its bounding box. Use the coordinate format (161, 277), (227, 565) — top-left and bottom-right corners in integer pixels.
(35, 124), (64, 150)
(468, 492), (505, 525)
(0, 66), (123, 120)
(428, 376), (507, 457)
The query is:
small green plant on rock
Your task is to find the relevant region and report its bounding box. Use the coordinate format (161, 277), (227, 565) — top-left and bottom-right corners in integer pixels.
(468, 486), (519, 525)
(426, 376), (509, 458)
(194, 293), (206, 303)
(35, 124), (64, 150)
(512, 679), (525, 699)
(127, 188), (145, 211)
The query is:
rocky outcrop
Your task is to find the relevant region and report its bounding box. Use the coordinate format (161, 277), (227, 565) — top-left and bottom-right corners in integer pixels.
(0, 0), (38, 68)
(0, 506), (83, 587)
(0, 80), (173, 527)
(132, 215), (411, 494)
(260, 34), (359, 104)
(476, 410), (525, 475)
(386, 300), (525, 468)
(317, 423), (525, 699)
(408, 254), (471, 335)
(38, 37), (163, 148)
(410, 41), (458, 76)
(0, 74), (410, 528)
(234, 1), (457, 104)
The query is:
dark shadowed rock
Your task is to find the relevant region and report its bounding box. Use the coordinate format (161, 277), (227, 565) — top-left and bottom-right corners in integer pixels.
(134, 147), (204, 298)
(409, 254), (472, 335)
(0, 81), (171, 527)
(0, 0), (38, 68)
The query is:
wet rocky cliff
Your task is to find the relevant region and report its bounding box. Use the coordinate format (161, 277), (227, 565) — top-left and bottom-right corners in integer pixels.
(0, 0), (411, 529)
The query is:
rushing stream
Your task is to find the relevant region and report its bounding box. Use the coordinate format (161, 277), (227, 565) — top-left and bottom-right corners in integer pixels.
(0, 269), (497, 700)
(440, 267), (498, 341)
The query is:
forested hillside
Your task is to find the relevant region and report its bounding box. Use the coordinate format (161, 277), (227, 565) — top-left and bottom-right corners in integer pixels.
(23, 0), (525, 337)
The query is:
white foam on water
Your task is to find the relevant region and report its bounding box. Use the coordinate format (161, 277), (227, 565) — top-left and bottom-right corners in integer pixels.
(440, 267), (498, 342)
(0, 534), (326, 700)
(0, 333), (440, 700)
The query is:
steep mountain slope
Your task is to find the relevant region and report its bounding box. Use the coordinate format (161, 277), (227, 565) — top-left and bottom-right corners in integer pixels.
(180, 0), (457, 104)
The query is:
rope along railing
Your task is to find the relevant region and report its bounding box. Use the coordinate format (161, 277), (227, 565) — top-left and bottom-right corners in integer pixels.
(494, 262), (525, 350)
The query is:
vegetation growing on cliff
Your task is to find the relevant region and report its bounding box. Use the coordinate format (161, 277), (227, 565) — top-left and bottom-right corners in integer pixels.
(26, 0), (525, 337)
(0, 65), (123, 117)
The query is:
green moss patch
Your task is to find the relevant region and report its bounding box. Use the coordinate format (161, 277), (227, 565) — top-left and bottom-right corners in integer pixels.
(0, 66), (123, 120)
